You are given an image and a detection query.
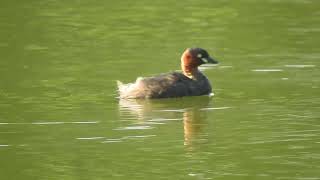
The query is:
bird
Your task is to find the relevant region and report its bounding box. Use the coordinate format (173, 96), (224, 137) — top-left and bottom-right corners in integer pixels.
(117, 47), (218, 99)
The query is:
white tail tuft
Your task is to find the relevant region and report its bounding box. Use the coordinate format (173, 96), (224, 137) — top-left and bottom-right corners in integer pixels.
(116, 79), (141, 98)
(116, 80), (123, 89)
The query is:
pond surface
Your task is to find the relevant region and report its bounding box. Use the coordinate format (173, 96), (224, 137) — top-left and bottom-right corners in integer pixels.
(1, 0), (320, 179)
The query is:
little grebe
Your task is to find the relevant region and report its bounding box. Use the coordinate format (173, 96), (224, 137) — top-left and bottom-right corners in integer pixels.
(117, 48), (218, 99)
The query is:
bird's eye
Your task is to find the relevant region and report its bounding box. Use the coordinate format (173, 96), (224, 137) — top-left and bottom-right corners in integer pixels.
(197, 54), (202, 58)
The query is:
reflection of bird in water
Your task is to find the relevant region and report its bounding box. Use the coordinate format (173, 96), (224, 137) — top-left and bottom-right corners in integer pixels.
(118, 96), (212, 150)
(183, 108), (208, 148)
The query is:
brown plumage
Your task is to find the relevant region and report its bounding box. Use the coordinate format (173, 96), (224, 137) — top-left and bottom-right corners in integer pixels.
(117, 48), (218, 99)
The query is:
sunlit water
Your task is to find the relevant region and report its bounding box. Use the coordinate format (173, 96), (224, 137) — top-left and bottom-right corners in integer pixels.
(1, 0), (320, 179)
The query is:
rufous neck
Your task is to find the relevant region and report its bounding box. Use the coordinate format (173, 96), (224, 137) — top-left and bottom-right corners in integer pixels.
(181, 64), (200, 80)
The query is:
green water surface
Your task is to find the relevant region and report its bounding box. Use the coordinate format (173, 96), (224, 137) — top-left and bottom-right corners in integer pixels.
(1, 0), (320, 179)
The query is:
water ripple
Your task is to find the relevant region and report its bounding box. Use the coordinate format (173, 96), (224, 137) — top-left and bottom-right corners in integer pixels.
(0, 145), (10, 147)
(200, 107), (232, 111)
(156, 109), (187, 113)
(0, 121), (99, 125)
(244, 138), (313, 145)
(285, 64), (316, 68)
(147, 118), (182, 122)
(100, 135), (156, 143)
(76, 137), (105, 140)
(114, 126), (153, 130)
(252, 69), (283, 72)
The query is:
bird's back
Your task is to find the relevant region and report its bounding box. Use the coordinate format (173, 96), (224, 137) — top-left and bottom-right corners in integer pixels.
(117, 72), (212, 99)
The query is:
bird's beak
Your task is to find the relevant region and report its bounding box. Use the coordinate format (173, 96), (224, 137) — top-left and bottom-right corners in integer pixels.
(202, 56), (218, 64)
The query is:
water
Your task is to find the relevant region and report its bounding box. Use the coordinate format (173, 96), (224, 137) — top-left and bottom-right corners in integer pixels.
(1, 0), (320, 179)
